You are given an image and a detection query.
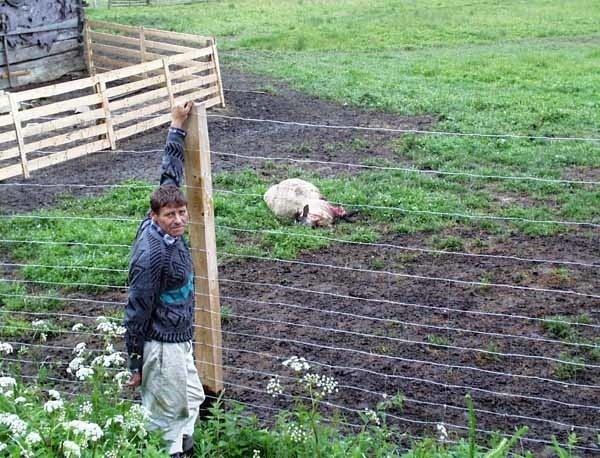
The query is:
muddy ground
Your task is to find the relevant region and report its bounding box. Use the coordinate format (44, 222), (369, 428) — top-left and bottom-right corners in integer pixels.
(1, 70), (599, 456)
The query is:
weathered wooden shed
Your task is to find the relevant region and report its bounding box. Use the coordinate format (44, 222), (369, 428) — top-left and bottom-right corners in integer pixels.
(0, 0), (85, 90)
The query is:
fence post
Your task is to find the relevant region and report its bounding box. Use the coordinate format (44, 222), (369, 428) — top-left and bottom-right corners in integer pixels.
(7, 92), (29, 179)
(83, 21), (95, 77)
(209, 38), (226, 108)
(95, 81), (116, 150)
(183, 102), (223, 396)
(162, 59), (174, 110)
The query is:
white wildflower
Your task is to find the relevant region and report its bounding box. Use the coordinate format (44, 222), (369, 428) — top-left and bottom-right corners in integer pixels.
(67, 357), (84, 375)
(282, 355), (311, 372)
(124, 404), (150, 433)
(252, 450), (261, 458)
(79, 401), (93, 416)
(113, 371), (130, 390)
(0, 376), (16, 395)
(0, 442), (6, 451)
(96, 317), (126, 336)
(105, 343), (115, 354)
(32, 320), (46, 328)
(301, 373), (338, 398)
(266, 376), (283, 397)
(14, 396), (27, 404)
(65, 420), (103, 442)
(43, 399), (64, 413)
(436, 423), (448, 443)
(0, 413), (27, 436)
(0, 342), (13, 355)
(72, 323), (84, 332)
(25, 431), (42, 446)
(73, 343), (86, 356)
(48, 389), (61, 400)
(363, 408), (380, 426)
(287, 423), (309, 443)
(63, 440), (81, 458)
(75, 366), (94, 381)
(91, 352), (125, 368)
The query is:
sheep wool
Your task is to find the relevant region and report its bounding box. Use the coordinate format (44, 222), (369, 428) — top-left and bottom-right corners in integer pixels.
(264, 178), (322, 218)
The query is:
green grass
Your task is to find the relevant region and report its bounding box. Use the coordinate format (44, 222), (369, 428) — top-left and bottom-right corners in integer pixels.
(89, 0), (600, 232)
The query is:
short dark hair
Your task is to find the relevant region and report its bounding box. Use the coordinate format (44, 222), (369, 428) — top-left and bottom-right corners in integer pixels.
(150, 185), (188, 214)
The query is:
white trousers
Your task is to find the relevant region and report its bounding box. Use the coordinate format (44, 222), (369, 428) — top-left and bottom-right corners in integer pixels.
(141, 340), (205, 455)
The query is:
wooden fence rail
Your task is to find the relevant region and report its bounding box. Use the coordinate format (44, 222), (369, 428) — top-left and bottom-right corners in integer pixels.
(0, 20), (224, 182)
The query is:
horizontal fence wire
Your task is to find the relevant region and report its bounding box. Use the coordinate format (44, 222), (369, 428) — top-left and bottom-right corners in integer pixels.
(1, 120), (599, 456)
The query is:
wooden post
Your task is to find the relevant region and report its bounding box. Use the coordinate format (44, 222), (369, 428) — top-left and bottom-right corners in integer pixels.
(209, 38), (226, 108)
(183, 103), (223, 395)
(139, 26), (146, 66)
(162, 59), (174, 110)
(7, 92), (29, 178)
(83, 21), (95, 77)
(96, 81), (116, 150)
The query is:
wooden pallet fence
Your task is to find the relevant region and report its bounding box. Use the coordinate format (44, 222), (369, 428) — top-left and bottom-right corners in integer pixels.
(0, 21), (224, 182)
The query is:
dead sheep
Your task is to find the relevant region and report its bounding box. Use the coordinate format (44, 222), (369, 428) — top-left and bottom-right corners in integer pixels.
(264, 178), (352, 228)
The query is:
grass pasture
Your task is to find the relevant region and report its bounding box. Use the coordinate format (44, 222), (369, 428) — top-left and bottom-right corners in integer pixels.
(0, 0), (598, 456)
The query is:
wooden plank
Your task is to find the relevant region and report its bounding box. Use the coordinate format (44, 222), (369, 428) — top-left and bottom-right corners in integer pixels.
(114, 112), (171, 141)
(112, 98), (171, 126)
(7, 93), (29, 178)
(184, 103), (223, 394)
(23, 124), (108, 155)
(105, 73), (166, 99)
(173, 87), (219, 105)
(0, 163), (24, 182)
(110, 85), (169, 111)
(12, 73), (95, 103)
(141, 38), (198, 54)
(92, 54), (133, 70)
(97, 81), (117, 150)
(0, 50), (86, 92)
(0, 110), (14, 128)
(0, 38), (81, 67)
(171, 74), (218, 95)
(170, 63), (215, 81)
(1, 18), (80, 37)
(22, 108), (105, 138)
(88, 30), (141, 48)
(0, 129), (17, 145)
(87, 20), (140, 36)
(25, 138), (112, 175)
(142, 28), (213, 46)
(92, 43), (142, 60)
(19, 93), (102, 122)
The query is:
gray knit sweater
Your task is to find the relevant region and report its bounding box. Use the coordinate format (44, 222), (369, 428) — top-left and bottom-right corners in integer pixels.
(124, 128), (194, 372)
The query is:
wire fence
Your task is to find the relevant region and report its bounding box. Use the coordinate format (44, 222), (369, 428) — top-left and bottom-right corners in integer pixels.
(0, 112), (599, 455)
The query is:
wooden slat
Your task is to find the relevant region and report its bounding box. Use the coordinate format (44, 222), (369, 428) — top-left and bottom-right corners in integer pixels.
(24, 124), (108, 155)
(97, 81), (117, 150)
(19, 93), (102, 122)
(87, 20), (140, 36)
(211, 40), (226, 108)
(0, 129), (16, 145)
(163, 60), (174, 109)
(171, 74), (218, 95)
(88, 30), (141, 48)
(0, 112), (13, 128)
(142, 27), (213, 46)
(142, 38), (198, 54)
(105, 73), (166, 99)
(110, 85), (169, 111)
(25, 138), (112, 175)
(93, 55), (133, 70)
(170, 63), (215, 81)
(114, 112), (171, 141)
(13, 75), (95, 103)
(112, 99), (171, 126)
(0, 38), (81, 67)
(92, 43), (142, 60)
(173, 87), (219, 104)
(0, 163), (24, 181)
(22, 108), (105, 138)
